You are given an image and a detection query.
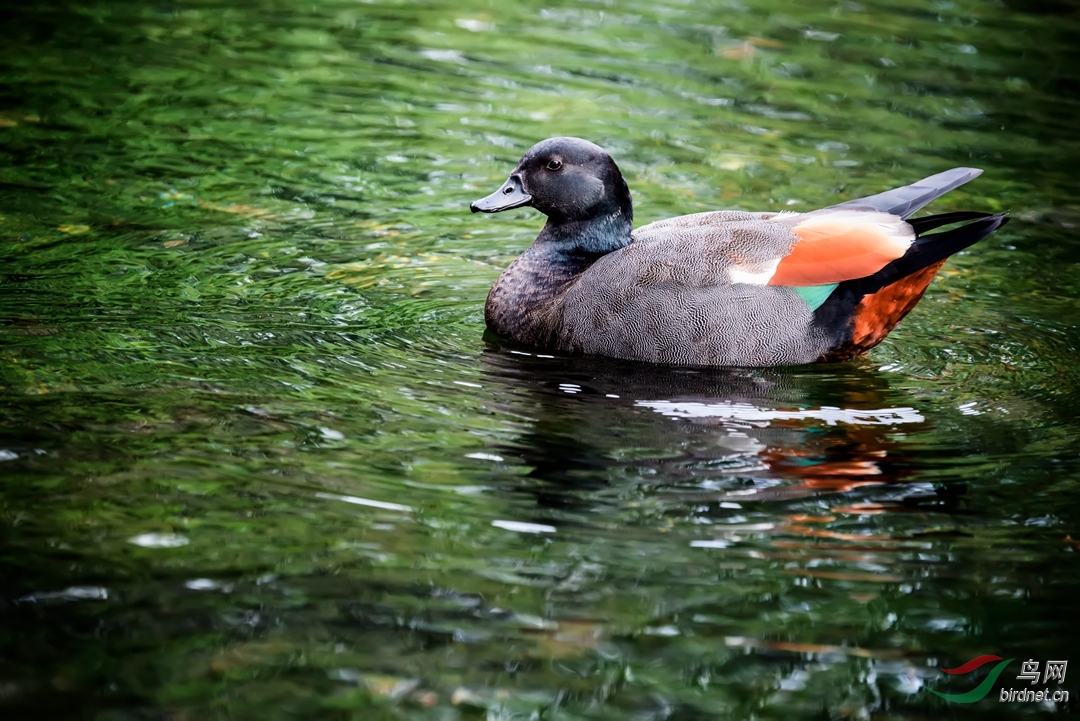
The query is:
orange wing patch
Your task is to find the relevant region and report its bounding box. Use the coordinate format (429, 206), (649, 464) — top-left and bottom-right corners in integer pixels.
(769, 211), (914, 286)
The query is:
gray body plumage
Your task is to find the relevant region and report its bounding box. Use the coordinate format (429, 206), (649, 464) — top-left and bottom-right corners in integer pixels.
(555, 211), (829, 365)
(489, 211), (831, 366)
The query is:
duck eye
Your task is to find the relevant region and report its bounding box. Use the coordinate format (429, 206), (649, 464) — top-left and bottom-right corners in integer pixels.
(546, 159), (563, 171)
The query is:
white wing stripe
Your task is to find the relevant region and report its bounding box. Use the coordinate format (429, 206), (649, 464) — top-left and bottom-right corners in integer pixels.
(729, 257), (781, 285)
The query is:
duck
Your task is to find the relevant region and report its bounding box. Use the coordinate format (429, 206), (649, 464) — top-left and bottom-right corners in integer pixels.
(470, 137), (1007, 367)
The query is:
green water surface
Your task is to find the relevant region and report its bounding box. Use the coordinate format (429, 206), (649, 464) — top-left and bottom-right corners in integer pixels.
(2, 0), (1079, 718)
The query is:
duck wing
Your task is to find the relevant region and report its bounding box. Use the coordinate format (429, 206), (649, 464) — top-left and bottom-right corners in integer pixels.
(628, 209), (794, 285)
(630, 167), (986, 289)
(629, 207), (915, 290)
(764, 209), (915, 287)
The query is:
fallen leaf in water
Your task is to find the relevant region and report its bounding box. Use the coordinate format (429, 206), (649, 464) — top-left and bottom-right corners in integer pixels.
(198, 200), (273, 217)
(451, 687), (477, 706)
(209, 640), (292, 672)
(831, 503), (889, 515)
(0, 111), (40, 126)
(362, 675), (419, 699)
(57, 225), (90, 235)
(785, 514), (836, 523)
(747, 36), (786, 49)
(526, 619), (604, 659)
(411, 690), (438, 707)
(450, 687), (512, 707)
(726, 636), (904, 659)
(720, 42), (757, 60)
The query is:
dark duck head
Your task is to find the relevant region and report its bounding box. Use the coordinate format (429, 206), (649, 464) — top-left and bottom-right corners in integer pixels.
(471, 137), (633, 257)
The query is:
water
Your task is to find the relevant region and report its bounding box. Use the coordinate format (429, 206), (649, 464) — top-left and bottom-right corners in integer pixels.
(2, 0), (1079, 718)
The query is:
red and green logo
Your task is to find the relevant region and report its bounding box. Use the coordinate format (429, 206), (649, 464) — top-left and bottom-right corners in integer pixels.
(929, 655), (1014, 703)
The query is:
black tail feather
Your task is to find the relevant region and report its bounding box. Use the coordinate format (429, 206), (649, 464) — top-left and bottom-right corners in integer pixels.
(907, 211), (992, 234)
(814, 213), (1009, 342)
(864, 213), (1008, 292)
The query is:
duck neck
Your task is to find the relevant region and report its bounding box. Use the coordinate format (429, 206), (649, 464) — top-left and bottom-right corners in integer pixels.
(538, 204), (634, 258)
(485, 207), (633, 346)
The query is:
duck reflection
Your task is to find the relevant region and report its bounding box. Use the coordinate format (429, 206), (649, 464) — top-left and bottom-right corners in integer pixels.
(478, 346), (955, 512)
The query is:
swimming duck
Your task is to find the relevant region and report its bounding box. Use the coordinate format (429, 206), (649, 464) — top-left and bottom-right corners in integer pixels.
(471, 137), (1007, 367)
